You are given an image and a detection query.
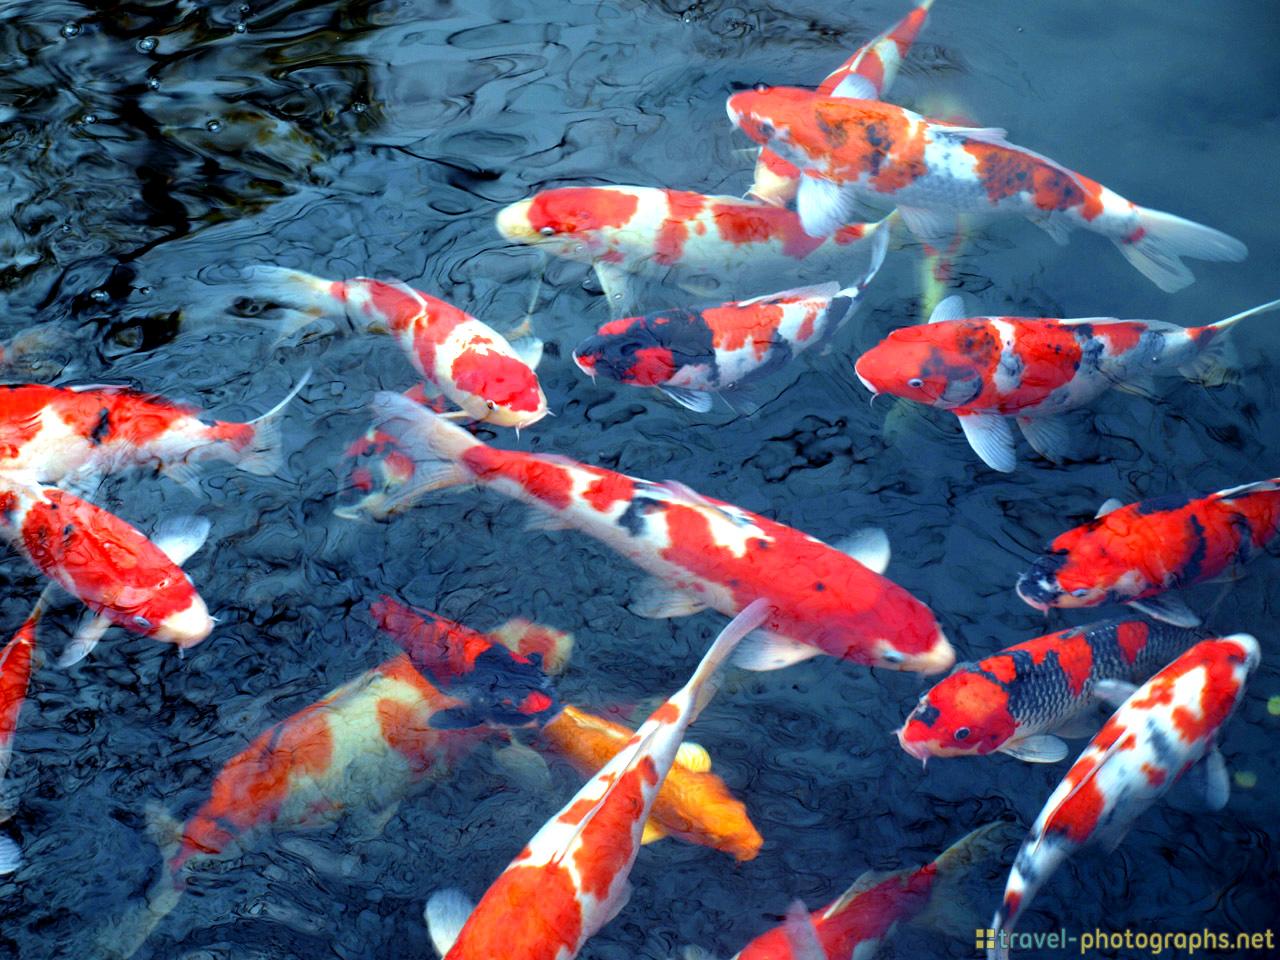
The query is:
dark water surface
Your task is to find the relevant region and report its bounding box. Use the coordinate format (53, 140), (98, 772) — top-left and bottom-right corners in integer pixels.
(1, 1), (1278, 957)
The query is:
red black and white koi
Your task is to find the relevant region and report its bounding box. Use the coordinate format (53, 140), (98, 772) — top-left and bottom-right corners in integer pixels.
(898, 619), (1203, 765)
(371, 596), (561, 730)
(691, 821), (1009, 960)
(423, 601), (769, 960)
(854, 295), (1280, 472)
(572, 227), (887, 412)
(988, 635), (1259, 960)
(495, 185), (889, 315)
(749, 0), (937, 207)
(0, 374), (309, 488)
(726, 88), (1247, 291)
(1017, 479), (1280, 628)
(244, 267), (546, 428)
(0, 477), (212, 665)
(353, 393), (955, 675)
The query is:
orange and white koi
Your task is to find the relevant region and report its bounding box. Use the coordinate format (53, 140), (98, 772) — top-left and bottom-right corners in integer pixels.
(495, 186), (889, 314)
(572, 227), (888, 412)
(749, 0), (937, 206)
(355, 393), (954, 675)
(989, 635), (1259, 960)
(854, 296), (1280, 471)
(727, 89), (1247, 291)
(1017, 480), (1280, 628)
(0, 593), (45, 875)
(422, 601), (769, 960)
(710, 822), (1008, 960)
(898, 619), (1203, 765)
(0, 374), (308, 487)
(537, 704), (763, 861)
(245, 267), (547, 428)
(0, 477), (212, 664)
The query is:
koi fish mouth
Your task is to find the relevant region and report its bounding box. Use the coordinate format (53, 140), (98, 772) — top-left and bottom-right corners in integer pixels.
(495, 200), (537, 243)
(895, 726), (931, 769)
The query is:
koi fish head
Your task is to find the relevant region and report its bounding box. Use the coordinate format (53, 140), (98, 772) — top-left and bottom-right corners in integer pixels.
(1016, 551), (1102, 610)
(449, 347), (548, 429)
(573, 315), (690, 387)
(726, 87), (810, 150)
(854, 325), (986, 409)
(898, 669), (1017, 760)
(869, 618), (955, 675)
(495, 187), (641, 259)
(150, 594), (215, 648)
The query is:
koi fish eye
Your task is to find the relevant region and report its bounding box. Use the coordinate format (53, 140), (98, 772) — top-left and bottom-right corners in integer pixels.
(953, 727), (971, 741)
(486, 400), (497, 411)
(753, 82), (768, 93)
(881, 650), (905, 665)
(133, 615), (152, 629)
(908, 378), (924, 389)
(1071, 588), (1090, 598)
(539, 226), (555, 237)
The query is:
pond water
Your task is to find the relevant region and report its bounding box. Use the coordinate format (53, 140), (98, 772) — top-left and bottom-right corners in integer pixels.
(0, 1), (1277, 958)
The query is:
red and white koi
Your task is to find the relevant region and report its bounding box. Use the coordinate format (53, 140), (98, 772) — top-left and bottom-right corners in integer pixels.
(898, 619), (1203, 765)
(0, 477), (212, 664)
(572, 227), (888, 412)
(705, 822), (1008, 960)
(727, 88), (1247, 291)
(0, 374), (308, 487)
(1017, 480), (1280, 628)
(495, 186), (889, 314)
(422, 601), (769, 960)
(0, 593), (45, 875)
(749, 0), (937, 206)
(854, 295), (1280, 471)
(355, 392), (955, 675)
(244, 267), (547, 428)
(989, 635), (1259, 960)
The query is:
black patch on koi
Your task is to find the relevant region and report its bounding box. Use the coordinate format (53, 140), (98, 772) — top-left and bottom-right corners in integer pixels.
(579, 309), (717, 386)
(617, 496), (661, 537)
(90, 407), (111, 446)
(920, 347), (983, 406)
(1180, 514), (1208, 584)
(913, 702), (941, 727)
(813, 581), (825, 591)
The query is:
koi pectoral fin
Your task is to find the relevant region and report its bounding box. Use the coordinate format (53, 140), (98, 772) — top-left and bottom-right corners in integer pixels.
(0, 835), (19, 875)
(999, 734), (1068, 764)
(425, 889), (475, 959)
(629, 580), (708, 619)
(659, 386), (714, 413)
(1126, 594), (1201, 628)
(898, 205), (961, 248)
(1016, 416), (1071, 465)
(731, 631), (821, 672)
(640, 820), (669, 845)
(796, 175), (861, 238)
(56, 612), (113, 668)
(1091, 679), (1138, 708)
(956, 413), (1016, 473)
(594, 261), (640, 319)
(831, 527), (891, 575)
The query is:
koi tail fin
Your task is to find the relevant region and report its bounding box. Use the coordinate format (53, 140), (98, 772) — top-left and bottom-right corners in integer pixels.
(986, 832), (1069, 960)
(1115, 207), (1247, 293)
(681, 599), (771, 723)
(336, 392), (480, 520)
(234, 367), (312, 476)
(1181, 297), (1280, 386)
(92, 803), (187, 959)
(914, 821), (1021, 941)
(238, 265), (349, 341)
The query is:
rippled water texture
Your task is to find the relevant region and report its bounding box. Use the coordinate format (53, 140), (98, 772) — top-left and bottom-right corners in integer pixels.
(1, 1), (1278, 957)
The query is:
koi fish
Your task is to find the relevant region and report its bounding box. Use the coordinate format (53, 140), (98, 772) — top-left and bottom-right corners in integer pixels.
(95, 653), (494, 960)
(537, 704), (763, 861)
(354, 392), (954, 675)
(494, 186), (890, 315)
(854, 295), (1280, 472)
(749, 0), (937, 206)
(0, 477), (212, 665)
(423, 601), (769, 960)
(371, 596), (561, 730)
(898, 619), (1203, 765)
(989, 635), (1259, 960)
(726, 88), (1247, 291)
(1017, 480), (1280, 628)
(243, 267), (547, 428)
(0, 374), (309, 488)
(572, 226), (888, 413)
(705, 822), (1010, 960)
(0, 593), (46, 875)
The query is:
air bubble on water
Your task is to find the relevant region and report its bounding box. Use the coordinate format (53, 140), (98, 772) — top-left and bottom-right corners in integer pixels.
(682, 12), (693, 23)
(234, 21), (247, 33)
(82, 114), (97, 124)
(352, 102), (367, 114)
(147, 77), (161, 90)
(206, 119), (223, 132)
(60, 23), (80, 38)
(137, 36), (158, 53)
(89, 290), (109, 303)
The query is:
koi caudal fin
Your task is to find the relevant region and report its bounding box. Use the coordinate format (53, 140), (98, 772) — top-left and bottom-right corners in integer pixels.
(233, 367), (312, 476)
(1116, 207), (1246, 293)
(336, 392), (482, 520)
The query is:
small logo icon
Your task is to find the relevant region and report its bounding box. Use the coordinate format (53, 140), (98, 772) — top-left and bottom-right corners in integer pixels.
(976, 929), (996, 953)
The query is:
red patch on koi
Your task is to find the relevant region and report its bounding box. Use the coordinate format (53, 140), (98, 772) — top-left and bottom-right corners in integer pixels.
(449, 863), (583, 960)
(462, 447), (575, 510)
(451, 350), (542, 413)
(654, 190), (707, 265)
(710, 204), (824, 260)
(701, 302), (784, 359)
(528, 187), (639, 236)
(627, 346), (677, 386)
(582, 472), (635, 513)
(573, 760), (656, 899)
(1115, 622), (1149, 665)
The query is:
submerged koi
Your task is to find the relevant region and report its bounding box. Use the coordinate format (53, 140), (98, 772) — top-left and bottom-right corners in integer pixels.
(989, 635), (1258, 960)
(352, 392), (954, 676)
(727, 88), (1247, 291)
(495, 186), (889, 314)
(0, 478), (212, 663)
(423, 601), (769, 960)
(749, 0), (937, 206)
(0, 374), (309, 487)
(854, 295), (1280, 471)
(0, 593), (45, 875)
(244, 267), (546, 428)
(898, 619), (1203, 765)
(572, 227), (888, 413)
(1017, 480), (1280, 628)
(537, 704), (763, 861)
